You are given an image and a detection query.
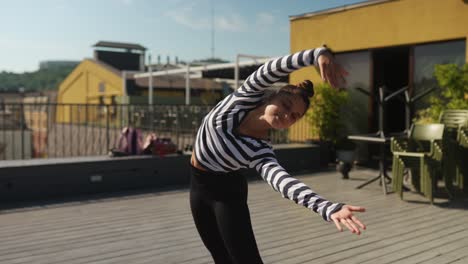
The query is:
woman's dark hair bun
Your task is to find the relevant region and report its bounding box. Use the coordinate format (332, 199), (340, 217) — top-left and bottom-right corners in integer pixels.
(297, 80), (314, 97)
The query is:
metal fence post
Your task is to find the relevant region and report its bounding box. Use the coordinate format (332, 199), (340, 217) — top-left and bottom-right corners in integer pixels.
(20, 103), (24, 159)
(106, 104), (110, 153)
(62, 104), (65, 157)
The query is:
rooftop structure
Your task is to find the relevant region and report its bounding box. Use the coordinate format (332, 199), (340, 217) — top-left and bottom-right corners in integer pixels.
(92, 41), (147, 51)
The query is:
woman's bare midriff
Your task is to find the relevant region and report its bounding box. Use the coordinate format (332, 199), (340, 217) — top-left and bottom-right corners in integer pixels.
(191, 152), (208, 172)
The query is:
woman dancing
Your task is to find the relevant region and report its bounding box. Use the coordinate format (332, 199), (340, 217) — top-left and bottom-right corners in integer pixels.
(190, 46), (366, 264)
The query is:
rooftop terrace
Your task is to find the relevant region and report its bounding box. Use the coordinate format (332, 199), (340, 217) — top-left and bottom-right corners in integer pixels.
(1, 167), (467, 264)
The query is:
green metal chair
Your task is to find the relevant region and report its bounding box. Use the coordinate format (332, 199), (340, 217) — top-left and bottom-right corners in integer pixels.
(458, 128), (468, 195)
(391, 124), (445, 204)
(459, 127), (468, 147)
(459, 127), (468, 194)
(438, 110), (468, 196)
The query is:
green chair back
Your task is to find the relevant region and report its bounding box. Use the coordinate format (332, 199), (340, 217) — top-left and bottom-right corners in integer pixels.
(410, 124), (445, 141)
(438, 110), (468, 129)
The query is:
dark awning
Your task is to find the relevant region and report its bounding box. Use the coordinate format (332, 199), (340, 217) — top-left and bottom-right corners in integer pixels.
(93, 41), (147, 51)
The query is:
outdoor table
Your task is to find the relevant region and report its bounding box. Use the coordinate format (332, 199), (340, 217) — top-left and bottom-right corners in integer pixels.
(348, 133), (392, 195)
(346, 85), (434, 195)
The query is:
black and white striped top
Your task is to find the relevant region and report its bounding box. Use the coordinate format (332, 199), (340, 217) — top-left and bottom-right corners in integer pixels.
(193, 48), (345, 222)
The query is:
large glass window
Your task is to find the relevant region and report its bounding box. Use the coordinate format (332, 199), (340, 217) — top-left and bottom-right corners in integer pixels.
(335, 51), (371, 162)
(413, 40), (466, 110)
(335, 51), (371, 135)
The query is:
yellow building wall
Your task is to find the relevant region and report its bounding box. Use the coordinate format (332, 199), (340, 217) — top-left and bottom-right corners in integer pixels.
(288, 0), (468, 141)
(57, 59), (123, 123)
(290, 0), (468, 83)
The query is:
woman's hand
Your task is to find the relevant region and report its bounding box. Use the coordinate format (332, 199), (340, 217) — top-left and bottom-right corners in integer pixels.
(317, 51), (348, 89)
(330, 205), (366, 235)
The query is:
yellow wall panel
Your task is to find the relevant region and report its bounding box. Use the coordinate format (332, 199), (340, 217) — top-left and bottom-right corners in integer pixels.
(61, 75), (86, 103)
(290, 0), (468, 84)
(288, 0), (468, 142)
(291, 0), (468, 53)
(57, 59), (123, 123)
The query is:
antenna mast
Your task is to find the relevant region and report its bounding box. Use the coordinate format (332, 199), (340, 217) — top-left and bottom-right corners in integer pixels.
(211, 0), (215, 59)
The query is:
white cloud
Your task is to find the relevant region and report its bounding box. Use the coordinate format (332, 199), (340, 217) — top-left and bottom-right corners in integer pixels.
(256, 12), (274, 27)
(165, 5), (246, 32)
(165, 5), (208, 30)
(121, 0), (134, 5)
(215, 14), (246, 32)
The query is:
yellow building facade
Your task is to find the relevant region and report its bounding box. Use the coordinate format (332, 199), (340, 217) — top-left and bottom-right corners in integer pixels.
(288, 0), (468, 141)
(57, 59), (223, 124)
(58, 59), (122, 105)
(57, 59), (123, 123)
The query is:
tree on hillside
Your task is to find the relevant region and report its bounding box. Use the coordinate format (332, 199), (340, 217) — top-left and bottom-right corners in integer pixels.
(0, 66), (75, 92)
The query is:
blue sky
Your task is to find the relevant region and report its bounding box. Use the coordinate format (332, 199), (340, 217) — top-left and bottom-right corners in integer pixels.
(0, 0), (364, 72)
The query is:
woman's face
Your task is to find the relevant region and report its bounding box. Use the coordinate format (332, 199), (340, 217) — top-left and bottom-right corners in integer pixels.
(263, 95), (307, 129)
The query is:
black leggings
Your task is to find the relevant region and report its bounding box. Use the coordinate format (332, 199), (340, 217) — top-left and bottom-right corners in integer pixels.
(189, 164), (264, 264)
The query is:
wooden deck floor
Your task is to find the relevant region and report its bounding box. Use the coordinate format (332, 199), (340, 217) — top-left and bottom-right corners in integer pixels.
(1, 167), (467, 264)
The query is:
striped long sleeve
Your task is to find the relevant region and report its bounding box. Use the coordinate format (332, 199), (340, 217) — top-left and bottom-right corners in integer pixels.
(193, 48), (345, 222)
(253, 156), (345, 222)
(237, 47), (329, 95)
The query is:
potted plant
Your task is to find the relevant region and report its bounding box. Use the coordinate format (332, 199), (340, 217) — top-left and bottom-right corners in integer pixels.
(305, 83), (349, 166)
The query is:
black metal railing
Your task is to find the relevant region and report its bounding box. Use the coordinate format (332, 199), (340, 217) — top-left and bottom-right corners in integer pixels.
(0, 102), (305, 160)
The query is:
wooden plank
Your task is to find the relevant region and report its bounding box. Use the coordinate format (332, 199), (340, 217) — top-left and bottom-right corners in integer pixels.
(0, 168), (467, 264)
(68, 197), (416, 263)
(397, 236), (468, 264)
(262, 211), (467, 264)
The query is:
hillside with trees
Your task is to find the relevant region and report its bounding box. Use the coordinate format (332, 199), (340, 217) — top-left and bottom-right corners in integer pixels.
(0, 66), (76, 92)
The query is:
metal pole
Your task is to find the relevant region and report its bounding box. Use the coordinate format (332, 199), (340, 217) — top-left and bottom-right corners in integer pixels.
(211, 0), (215, 59)
(106, 105), (110, 153)
(234, 54), (239, 89)
(148, 54), (155, 131)
(122, 71), (128, 104)
(62, 104), (65, 157)
(11, 105), (15, 159)
(148, 54), (153, 105)
(1, 104), (4, 160)
(46, 102), (50, 158)
(405, 90), (411, 132)
(70, 104), (73, 157)
(379, 86), (384, 137)
(54, 103), (57, 157)
(77, 104), (81, 156)
(185, 63), (191, 105)
(122, 71), (128, 127)
(20, 103), (24, 159)
(84, 104), (88, 156)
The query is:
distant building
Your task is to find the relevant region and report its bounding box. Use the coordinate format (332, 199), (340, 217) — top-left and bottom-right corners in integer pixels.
(39, 61), (80, 70)
(56, 41), (226, 123)
(92, 41), (146, 72)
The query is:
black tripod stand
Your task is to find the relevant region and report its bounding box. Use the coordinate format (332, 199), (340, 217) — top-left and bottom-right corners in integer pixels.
(348, 86), (409, 194)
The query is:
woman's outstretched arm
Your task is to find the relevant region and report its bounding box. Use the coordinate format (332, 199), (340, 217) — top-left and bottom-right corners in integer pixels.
(237, 48), (329, 95)
(237, 47), (348, 95)
(253, 157), (366, 235)
(253, 157), (344, 222)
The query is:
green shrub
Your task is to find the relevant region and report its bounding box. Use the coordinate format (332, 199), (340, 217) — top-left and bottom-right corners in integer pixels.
(305, 83), (348, 144)
(414, 64), (468, 123)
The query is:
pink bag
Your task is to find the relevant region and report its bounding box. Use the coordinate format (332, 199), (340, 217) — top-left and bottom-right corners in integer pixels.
(110, 126), (144, 156)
